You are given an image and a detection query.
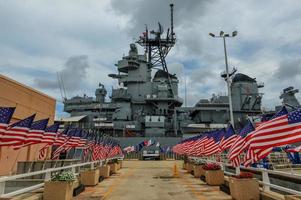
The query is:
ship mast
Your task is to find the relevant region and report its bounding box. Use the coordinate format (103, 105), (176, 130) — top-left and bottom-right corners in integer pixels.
(136, 4), (176, 96)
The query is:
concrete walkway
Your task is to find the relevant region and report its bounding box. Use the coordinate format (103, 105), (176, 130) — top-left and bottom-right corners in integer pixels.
(73, 160), (231, 200)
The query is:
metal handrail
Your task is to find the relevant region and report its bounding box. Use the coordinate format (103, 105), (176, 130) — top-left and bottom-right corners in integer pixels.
(0, 156), (123, 198)
(189, 156), (301, 195)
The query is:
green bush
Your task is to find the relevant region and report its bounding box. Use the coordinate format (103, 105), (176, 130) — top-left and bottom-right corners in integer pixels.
(51, 170), (76, 182)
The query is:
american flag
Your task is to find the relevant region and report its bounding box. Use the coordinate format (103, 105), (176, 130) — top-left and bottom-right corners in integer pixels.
(227, 120), (254, 167)
(0, 107), (15, 142)
(77, 131), (88, 148)
(53, 127), (69, 146)
(286, 145), (301, 153)
(41, 123), (60, 144)
(1, 114), (36, 147)
(202, 129), (224, 156)
(182, 135), (202, 155)
(38, 123), (60, 160)
(13, 118), (49, 149)
(219, 125), (237, 151)
(66, 129), (81, 147)
(243, 107), (301, 166)
(243, 107), (288, 166)
(186, 134), (206, 156)
(51, 128), (74, 160)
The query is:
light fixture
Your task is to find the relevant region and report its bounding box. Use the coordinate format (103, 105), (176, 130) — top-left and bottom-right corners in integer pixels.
(232, 31), (238, 37)
(209, 33), (215, 37)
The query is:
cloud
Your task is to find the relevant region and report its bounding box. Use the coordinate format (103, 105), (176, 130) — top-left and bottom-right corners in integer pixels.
(1, 0), (301, 114)
(34, 55), (89, 92)
(274, 58), (301, 80)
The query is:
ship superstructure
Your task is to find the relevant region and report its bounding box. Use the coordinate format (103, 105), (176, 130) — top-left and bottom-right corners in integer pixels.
(60, 4), (300, 142)
(63, 4), (182, 137)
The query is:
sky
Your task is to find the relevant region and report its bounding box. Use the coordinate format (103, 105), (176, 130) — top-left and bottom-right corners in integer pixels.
(0, 0), (300, 117)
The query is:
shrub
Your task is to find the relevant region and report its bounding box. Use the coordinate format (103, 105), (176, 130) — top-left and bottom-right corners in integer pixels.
(51, 170), (76, 182)
(202, 163), (221, 170)
(233, 172), (253, 179)
(194, 160), (206, 166)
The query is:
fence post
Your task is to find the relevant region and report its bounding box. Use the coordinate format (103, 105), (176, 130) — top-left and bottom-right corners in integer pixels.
(71, 166), (76, 174)
(262, 169), (270, 191)
(0, 181), (5, 196)
(44, 171), (51, 181)
(235, 167), (240, 175)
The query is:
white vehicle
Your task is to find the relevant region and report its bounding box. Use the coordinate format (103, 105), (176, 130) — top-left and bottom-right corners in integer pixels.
(142, 149), (160, 160)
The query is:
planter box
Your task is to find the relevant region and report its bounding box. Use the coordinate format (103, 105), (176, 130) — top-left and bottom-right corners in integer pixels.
(229, 177), (259, 200)
(193, 165), (205, 178)
(285, 195), (301, 200)
(108, 163), (118, 174)
(44, 181), (73, 200)
(205, 170), (224, 186)
(80, 169), (99, 186)
(183, 163), (187, 170)
(186, 163), (194, 173)
(99, 165), (110, 178)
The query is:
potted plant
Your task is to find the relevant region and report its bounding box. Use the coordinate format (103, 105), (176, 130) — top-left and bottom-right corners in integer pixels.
(193, 161), (206, 178)
(44, 170), (76, 200)
(183, 156), (188, 169)
(98, 164), (111, 178)
(118, 160), (123, 169)
(229, 172), (259, 200)
(80, 167), (100, 186)
(108, 160), (118, 174)
(203, 163), (224, 186)
(186, 160), (194, 173)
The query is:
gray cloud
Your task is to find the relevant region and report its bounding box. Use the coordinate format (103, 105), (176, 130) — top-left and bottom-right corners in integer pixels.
(274, 58), (301, 80)
(110, 0), (216, 57)
(34, 55), (89, 92)
(1, 0), (301, 114)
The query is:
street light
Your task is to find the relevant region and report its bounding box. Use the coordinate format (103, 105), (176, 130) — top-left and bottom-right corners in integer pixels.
(209, 31), (238, 128)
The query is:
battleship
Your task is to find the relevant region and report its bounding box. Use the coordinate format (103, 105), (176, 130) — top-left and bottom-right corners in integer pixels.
(58, 4), (300, 147)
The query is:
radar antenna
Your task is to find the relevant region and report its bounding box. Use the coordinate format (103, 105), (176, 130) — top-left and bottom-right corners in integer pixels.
(137, 4), (176, 95)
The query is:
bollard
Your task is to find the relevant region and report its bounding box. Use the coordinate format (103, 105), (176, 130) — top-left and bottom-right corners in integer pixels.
(262, 169), (270, 192)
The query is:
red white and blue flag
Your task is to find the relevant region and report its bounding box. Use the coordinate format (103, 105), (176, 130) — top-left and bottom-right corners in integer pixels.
(243, 107), (301, 166)
(243, 107), (288, 166)
(13, 118), (49, 149)
(1, 114), (36, 147)
(41, 123), (60, 144)
(202, 130), (224, 156)
(219, 124), (236, 151)
(227, 120), (254, 167)
(0, 107), (15, 142)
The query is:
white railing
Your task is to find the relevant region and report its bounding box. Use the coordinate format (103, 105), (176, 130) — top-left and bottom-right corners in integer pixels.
(189, 156), (301, 196)
(0, 156), (123, 198)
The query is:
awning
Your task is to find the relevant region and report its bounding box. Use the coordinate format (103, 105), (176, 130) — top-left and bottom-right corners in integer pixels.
(55, 115), (87, 122)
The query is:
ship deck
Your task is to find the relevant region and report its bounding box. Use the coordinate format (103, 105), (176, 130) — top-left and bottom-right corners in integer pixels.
(74, 160), (232, 200)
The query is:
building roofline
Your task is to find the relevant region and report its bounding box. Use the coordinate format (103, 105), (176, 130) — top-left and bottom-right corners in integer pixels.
(0, 74), (56, 101)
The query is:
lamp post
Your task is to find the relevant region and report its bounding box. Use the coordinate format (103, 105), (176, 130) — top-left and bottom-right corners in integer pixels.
(209, 31), (237, 128)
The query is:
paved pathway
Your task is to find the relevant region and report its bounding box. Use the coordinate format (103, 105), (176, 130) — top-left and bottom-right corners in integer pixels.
(74, 160), (231, 200)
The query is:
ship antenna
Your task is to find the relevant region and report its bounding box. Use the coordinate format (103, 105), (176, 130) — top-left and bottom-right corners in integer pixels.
(170, 4), (174, 41)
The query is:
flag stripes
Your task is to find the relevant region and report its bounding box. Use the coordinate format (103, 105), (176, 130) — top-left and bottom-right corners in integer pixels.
(0, 106), (123, 161)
